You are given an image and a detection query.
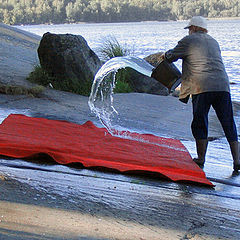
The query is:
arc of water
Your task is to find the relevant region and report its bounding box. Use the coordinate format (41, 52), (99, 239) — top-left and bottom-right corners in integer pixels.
(88, 56), (154, 135)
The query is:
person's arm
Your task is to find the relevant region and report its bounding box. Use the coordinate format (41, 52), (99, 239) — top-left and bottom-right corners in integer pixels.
(164, 37), (189, 63)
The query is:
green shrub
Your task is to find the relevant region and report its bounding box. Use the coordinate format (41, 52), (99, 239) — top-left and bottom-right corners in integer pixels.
(27, 65), (92, 96)
(27, 65), (54, 86)
(114, 78), (132, 93)
(114, 69), (132, 93)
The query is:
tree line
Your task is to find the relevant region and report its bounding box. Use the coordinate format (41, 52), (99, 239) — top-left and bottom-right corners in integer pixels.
(1, 0), (239, 25)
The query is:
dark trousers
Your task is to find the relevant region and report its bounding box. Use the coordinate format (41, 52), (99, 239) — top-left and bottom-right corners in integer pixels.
(191, 91), (238, 142)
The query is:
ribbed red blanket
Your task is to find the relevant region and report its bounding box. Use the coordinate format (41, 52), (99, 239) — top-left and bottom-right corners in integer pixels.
(0, 114), (213, 186)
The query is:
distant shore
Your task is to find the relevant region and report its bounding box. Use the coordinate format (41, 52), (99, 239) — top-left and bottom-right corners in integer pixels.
(9, 16), (240, 27)
(207, 16), (240, 20)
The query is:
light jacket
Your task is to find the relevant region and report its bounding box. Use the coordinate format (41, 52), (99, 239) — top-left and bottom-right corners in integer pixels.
(165, 31), (230, 102)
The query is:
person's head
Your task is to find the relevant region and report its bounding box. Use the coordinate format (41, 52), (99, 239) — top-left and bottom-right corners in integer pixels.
(184, 16), (208, 34)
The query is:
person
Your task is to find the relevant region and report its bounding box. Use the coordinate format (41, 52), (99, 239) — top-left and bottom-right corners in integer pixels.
(163, 16), (240, 172)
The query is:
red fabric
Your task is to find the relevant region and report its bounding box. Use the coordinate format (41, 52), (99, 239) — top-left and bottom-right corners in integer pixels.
(0, 114), (213, 186)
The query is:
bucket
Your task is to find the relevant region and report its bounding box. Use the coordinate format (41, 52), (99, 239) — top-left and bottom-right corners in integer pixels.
(151, 60), (182, 92)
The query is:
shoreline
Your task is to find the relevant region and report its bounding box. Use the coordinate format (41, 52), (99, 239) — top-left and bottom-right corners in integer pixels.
(11, 16), (240, 27)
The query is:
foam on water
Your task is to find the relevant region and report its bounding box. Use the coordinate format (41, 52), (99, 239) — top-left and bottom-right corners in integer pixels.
(88, 56), (154, 137)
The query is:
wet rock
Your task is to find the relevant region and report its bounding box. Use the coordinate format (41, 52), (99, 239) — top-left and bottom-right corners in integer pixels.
(128, 69), (169, 96)
(37, 32), (102, 85)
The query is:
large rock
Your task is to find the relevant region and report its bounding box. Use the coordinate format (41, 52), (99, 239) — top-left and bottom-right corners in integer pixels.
(128, 52), (169, 96)
(37, 32), (102, 85)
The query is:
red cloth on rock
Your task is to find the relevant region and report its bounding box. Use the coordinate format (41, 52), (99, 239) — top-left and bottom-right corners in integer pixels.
(0, 114), (213, 186)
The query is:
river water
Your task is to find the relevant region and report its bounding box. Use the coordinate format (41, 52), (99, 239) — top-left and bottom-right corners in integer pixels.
(17, 20), (240, 102)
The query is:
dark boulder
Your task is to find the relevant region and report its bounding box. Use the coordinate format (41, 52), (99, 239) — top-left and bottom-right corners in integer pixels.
(37, 32), (102, 86)
(128, 52), (169, 96)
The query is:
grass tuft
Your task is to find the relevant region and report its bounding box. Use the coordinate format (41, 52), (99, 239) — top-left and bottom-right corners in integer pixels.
(98, 35), (134, 93)
(98, 35), (134, 62)
(0, 83), (44, 97)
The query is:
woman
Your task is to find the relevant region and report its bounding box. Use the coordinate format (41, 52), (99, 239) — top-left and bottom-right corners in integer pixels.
(163, 16), (240, 172)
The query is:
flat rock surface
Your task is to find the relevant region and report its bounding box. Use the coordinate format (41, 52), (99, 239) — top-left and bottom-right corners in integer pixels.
(0, 23), (240, 240)
(0, 23), (40, 87)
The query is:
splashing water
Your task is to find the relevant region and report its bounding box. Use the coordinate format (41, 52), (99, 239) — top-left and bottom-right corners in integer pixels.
(88, 56), (154, 137)
(88, 56), (189, 152)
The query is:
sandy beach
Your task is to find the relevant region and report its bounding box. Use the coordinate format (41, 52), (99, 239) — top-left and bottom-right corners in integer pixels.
(0, 23), (240, 240)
